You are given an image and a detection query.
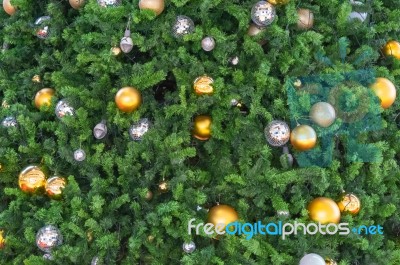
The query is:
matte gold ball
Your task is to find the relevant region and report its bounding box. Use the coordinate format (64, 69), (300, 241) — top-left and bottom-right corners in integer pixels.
(3, 0), (16, 15)
(290, 125), (317, 151)
(310, 102), (336, 128)
(370, 77), (397, 109)
(18, 165), (47, 193)
(382, 40), (400, 60)
(69, 0), (85, 9)
(111, 46), (122, 56)
(32, 75), (41, 83)
(139, 0), (165, 16)
(268, 0), (289, 4)
(115, 87), (142, 113)
(193, 75), (214, 95)
(308, 197), (341, 224)
(207, 204), (239, 230)
(35, 88), (55, 109)
(192, 115), (212, 141)
(297, 8), (314, 30)
(337, 193), (360, 215)
(45, 176), (66, 199)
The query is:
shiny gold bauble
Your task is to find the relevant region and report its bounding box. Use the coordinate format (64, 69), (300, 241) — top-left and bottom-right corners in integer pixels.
(147, 235), (155, 242)
(370, 77), (397, 109)
(382, 40), (400, 60)
(0, 230), (4, 249)
(308, 197), (341, 224)
(207, 204), (239, 230)
(69, 0), (85, 9)
(115, 87), (142, 113)
(247, 23), (265, 37)
(139, 0), (165, 16)
(145, 190), (153, 201)
(290, 125), (317, 151)
(3, 0), (16, 15)
(268, 0), (289, 4)
(18, 165), (47, 193)
(297, 8), (314, 30)
(45, 176), (66, 198)
(34, 88), (55, 109)
(193, 75), (214, 95)
(32, 75), (41, 83)
(192, 115), (212, 141)
(111, 46), (122, 56)
(310, 102), (336, 128)
(158, 181), (168, 193)
(337, 193), (360, 215)
(325, 258), (338, 265)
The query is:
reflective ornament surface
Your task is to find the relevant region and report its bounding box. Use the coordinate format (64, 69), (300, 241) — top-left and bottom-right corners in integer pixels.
(182, 241), (196, 253)
(34, 16), (51, 39)
(45, 176), (66, 198)
(192, 115), (212, 140)
(251, 1), (276, 27)
(19, 165), (46, 193)
(129, 118), (150, 141)
(115, 87), (142, 113)
(264, 120), (290, 147)
(337, 193), (361, 215)
(97, 0), (121, 7)
(2, 116), (17, 127)
(290, 125), (317, 151)
(172, 15), (194, 38)
(310, 102), (336, 128)
(35, 88), (55, 109)
(193, 75), (214, 95)
(74, 149), (86, 161)
(308, 197), (341, 224)
(207, 204), (239, 230)
(201, 36), (215, 52)
(3, 0), (16, 15)
(300, 253), (325, 265)
(383, 40), (400, 60)
(55, 99), (75, 119)
(139, 0), (165, 16)
(297, 8), (314, 30)
(69, 0), (85, 9)
(93, 121), (108, 139)
(36, 225), (63, 253)
(370, 77), (397, 109)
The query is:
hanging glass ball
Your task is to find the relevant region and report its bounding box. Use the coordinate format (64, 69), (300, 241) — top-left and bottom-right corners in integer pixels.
(36, 225), (63, 253)
(74, 149), (86, 161)
(129, 118), (150, 141)
(201, 36), (215, 52)
(182, 241), (196, 253)
(34, 16), (51, 39)
(2, 116), (17, 127)
(55, 99), (75, 119)
(251, 1), (276, 27)
(172, 15), (195, 38)
(97, 0), (121, 7)
(93, 121), (108, 139)
(264, 120), (290, 147)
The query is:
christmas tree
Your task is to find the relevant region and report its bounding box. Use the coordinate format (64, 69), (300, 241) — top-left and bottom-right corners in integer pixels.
(1, 0), (400, 264)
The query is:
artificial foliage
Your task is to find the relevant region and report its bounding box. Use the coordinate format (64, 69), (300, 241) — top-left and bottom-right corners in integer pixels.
(0, 0), (400, 264)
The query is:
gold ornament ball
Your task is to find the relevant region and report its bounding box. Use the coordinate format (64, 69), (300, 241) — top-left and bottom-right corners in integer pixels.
(310, 102), (336, 128)
(145, 190), (153, 201)
(308, 197), (341, 224)
(192, 115), (212, 141)
(3, 0), (16, 15)
(337, 193), (360, 215)
(290, 125), (317, 151)
(382, 40), (400, 60)
(45, 176), (66, 198)
(268, 0), (289, 5)
(139, 0), (164, 16)
(158, 181), (169, 193)
(18, 165), (47, 194)
(193, 75), (214, 95)
(111, 46), (122, 56)
(247, 23), (265, 37)
(207, 204), (239, 230)
(69, 0), (85, 9)
(115, 87), (142, 113)
(0, 230), (4, 249)
(325, 258), (338, 265)
(32, 75), (41, 83)
(34, 88), (55, 109)
(297, 8), (314, 30)
(370, 77), (397, 109)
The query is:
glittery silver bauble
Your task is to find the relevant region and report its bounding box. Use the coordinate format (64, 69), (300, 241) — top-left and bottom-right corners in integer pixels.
(34, 16), (51, 39)
(129, 118), (150, 141)
(2, 116), (17, 127)
(201, 36), (215, 52)
(229, 56), (239, 65)
(251, 1), (276, 27)
(36, 225), (63, 253)
(91, 256), (104, 265)
(55, 99), (75, 119)
(43, 253), (53, 260)
(264, 120), (290, 147)
(74, 149), (86, 162)
(172, 15), (195, 38)
(93, 121), (108, 139)
(182, 241), (196, 253)
(97, 0), (121, 7)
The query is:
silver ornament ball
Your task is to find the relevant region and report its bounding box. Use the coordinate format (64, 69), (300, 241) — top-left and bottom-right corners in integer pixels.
(229, 56), (239, 65)
(34, 16), (51, 39)
(172, 15), (195, 38)
(251, 1), (276, 27)
(264, 120), (290, 147)
(2, 116), (17, 127)
(120, 30), (133, 53)
(93, 121), (108, 139)
(97, 0), (121, 7)
(36, 225), (63, 253)
(74, 149), (86, 162)
(201, 36), (215, 52)
(129, 118), (150, 141)
(182, 241), (196, 253)
(55, 99), (75, 119)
